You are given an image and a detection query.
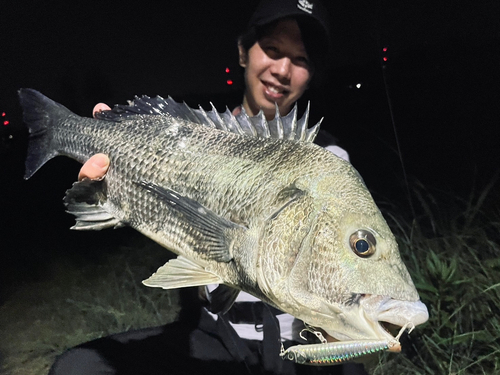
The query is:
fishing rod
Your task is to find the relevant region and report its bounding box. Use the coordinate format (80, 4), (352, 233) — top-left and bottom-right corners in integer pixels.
(375, 2), (416, 218)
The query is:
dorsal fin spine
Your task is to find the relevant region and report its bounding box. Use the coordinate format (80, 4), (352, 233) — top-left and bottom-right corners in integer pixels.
(297, 101), (310, 141)
(283, 104), (297, 140)
(290, 105), (298, 140)
(306, 117), (322, 142)
(258, 110), (270, 138)
(197, 105), (217, 128)
(272, 104), (284, 139)
(239, 107), (258, 137)
(182, 100), (201, 121)
(210, 102), (228, 132)
(224, 108), (245, 136)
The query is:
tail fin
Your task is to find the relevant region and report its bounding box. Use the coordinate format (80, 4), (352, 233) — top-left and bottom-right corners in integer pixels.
(18, 89), (73, 179)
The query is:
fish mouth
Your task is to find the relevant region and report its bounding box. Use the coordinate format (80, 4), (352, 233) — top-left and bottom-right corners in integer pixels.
(321, 294), (428, 349)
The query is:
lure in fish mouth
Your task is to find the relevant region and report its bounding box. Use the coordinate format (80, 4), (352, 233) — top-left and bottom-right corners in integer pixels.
(280, 294), (428, 366)
(286, 293), (428, 350)
(321, 294), (428, 343)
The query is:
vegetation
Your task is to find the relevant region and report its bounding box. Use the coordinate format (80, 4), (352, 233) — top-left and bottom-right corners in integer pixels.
(0, 182), (498, 375)
(373, 181), (500, 374)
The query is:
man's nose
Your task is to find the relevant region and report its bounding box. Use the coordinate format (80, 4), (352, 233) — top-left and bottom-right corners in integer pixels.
(271, 57), (291, 81)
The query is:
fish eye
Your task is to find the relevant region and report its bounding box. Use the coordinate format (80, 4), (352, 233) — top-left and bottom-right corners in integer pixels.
(349, 230), (376, 257)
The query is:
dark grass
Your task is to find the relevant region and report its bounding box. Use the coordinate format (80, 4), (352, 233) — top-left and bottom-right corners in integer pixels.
(372, 181), (500, 374)
(0, 239), (180, 375)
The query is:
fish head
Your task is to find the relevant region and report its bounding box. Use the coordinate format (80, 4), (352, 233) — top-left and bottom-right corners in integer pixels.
(258, 157), (428, 342)
(294, 201), (428, 342)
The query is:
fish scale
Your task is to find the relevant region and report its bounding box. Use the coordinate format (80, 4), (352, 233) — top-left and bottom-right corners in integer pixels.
(19, 89), (428, 365)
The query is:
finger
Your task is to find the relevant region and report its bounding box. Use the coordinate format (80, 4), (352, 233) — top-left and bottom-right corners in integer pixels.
(78, 153), (110, 181)
(92, 103), (111, 118)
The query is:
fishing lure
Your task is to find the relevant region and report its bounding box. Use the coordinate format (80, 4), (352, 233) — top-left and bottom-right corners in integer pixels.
(280, 323), (414, 366)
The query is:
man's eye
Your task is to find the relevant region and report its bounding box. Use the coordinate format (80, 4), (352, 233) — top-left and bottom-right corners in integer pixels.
(295, 56), (310, 67)
(265, 46), (279, 54)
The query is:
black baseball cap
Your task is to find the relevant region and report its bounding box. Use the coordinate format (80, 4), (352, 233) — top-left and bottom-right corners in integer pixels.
(247, 0), (331, 46)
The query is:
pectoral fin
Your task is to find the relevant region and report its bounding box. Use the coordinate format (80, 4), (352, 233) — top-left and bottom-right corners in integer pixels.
(143, 256), (222, 289)
(64, 178), (124, 230)
(136, 181), (246, 263)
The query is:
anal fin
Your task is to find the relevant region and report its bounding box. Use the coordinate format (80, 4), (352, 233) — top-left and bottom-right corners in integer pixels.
(143, 256), (222, 289)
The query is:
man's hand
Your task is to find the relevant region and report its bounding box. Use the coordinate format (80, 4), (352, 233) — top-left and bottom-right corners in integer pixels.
(93, 103), (111, 118)
(77, 103), (112, 181)
(78, 154), (109, 181)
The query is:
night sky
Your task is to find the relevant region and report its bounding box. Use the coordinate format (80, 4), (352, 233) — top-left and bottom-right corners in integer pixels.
(1, 1), (499, 297)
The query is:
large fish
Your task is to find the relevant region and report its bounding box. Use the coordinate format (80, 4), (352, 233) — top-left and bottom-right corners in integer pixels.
(19, 88), (428, 355)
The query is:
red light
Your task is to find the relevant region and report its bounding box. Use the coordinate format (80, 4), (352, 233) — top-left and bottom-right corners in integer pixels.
(225, 67), (230, 73)
(1, 112), (5, 117)
(226, 80), (233, 85)
(383, 47), (388, 52)
(383, 57), (388, 62)
(3, 121), (9, 126)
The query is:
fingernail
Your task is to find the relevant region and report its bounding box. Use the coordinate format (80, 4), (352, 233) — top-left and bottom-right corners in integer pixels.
(92, 159), (109, 171)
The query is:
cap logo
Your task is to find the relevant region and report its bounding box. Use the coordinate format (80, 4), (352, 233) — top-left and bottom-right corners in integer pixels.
(297, 0), (313, 14)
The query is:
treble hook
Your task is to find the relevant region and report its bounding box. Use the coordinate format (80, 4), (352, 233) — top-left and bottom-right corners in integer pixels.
(299, 322), (327, 344)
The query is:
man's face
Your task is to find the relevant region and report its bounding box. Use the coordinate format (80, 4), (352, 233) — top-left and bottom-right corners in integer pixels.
(240, 18), (313, 119)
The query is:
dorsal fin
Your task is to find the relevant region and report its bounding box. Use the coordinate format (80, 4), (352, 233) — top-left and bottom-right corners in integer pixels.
(95, 95), (321, 143)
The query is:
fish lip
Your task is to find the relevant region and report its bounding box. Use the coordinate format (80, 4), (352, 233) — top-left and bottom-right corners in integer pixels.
(322, 307), (395, 343)
(324, 294), (427, 343)
(372, 296), (429, 328)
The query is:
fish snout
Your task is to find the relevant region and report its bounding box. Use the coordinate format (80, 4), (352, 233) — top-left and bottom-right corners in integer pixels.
(358, 294), (428, 343)
(375, 298), (429, 328)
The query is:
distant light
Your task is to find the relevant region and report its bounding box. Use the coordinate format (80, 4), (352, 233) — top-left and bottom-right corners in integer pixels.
(383, 57), (388, 62)
(3, 120), (9, 126)
(383, 47), (388, 52)
(225, 67), (230, 73)
(227, 80), (233, 85)
(1, 112), (5, 117)
(356, 83), (362, 89)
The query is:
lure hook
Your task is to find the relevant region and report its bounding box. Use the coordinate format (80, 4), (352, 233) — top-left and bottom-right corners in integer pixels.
(299, 323), (327, 344)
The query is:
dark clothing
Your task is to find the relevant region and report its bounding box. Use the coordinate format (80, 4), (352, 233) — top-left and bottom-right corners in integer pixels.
(49, 314), (368, 375)
(49, 290), (368, 375)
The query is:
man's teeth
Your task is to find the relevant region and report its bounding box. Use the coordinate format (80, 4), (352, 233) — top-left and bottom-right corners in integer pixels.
(267, 85), (282, 94)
